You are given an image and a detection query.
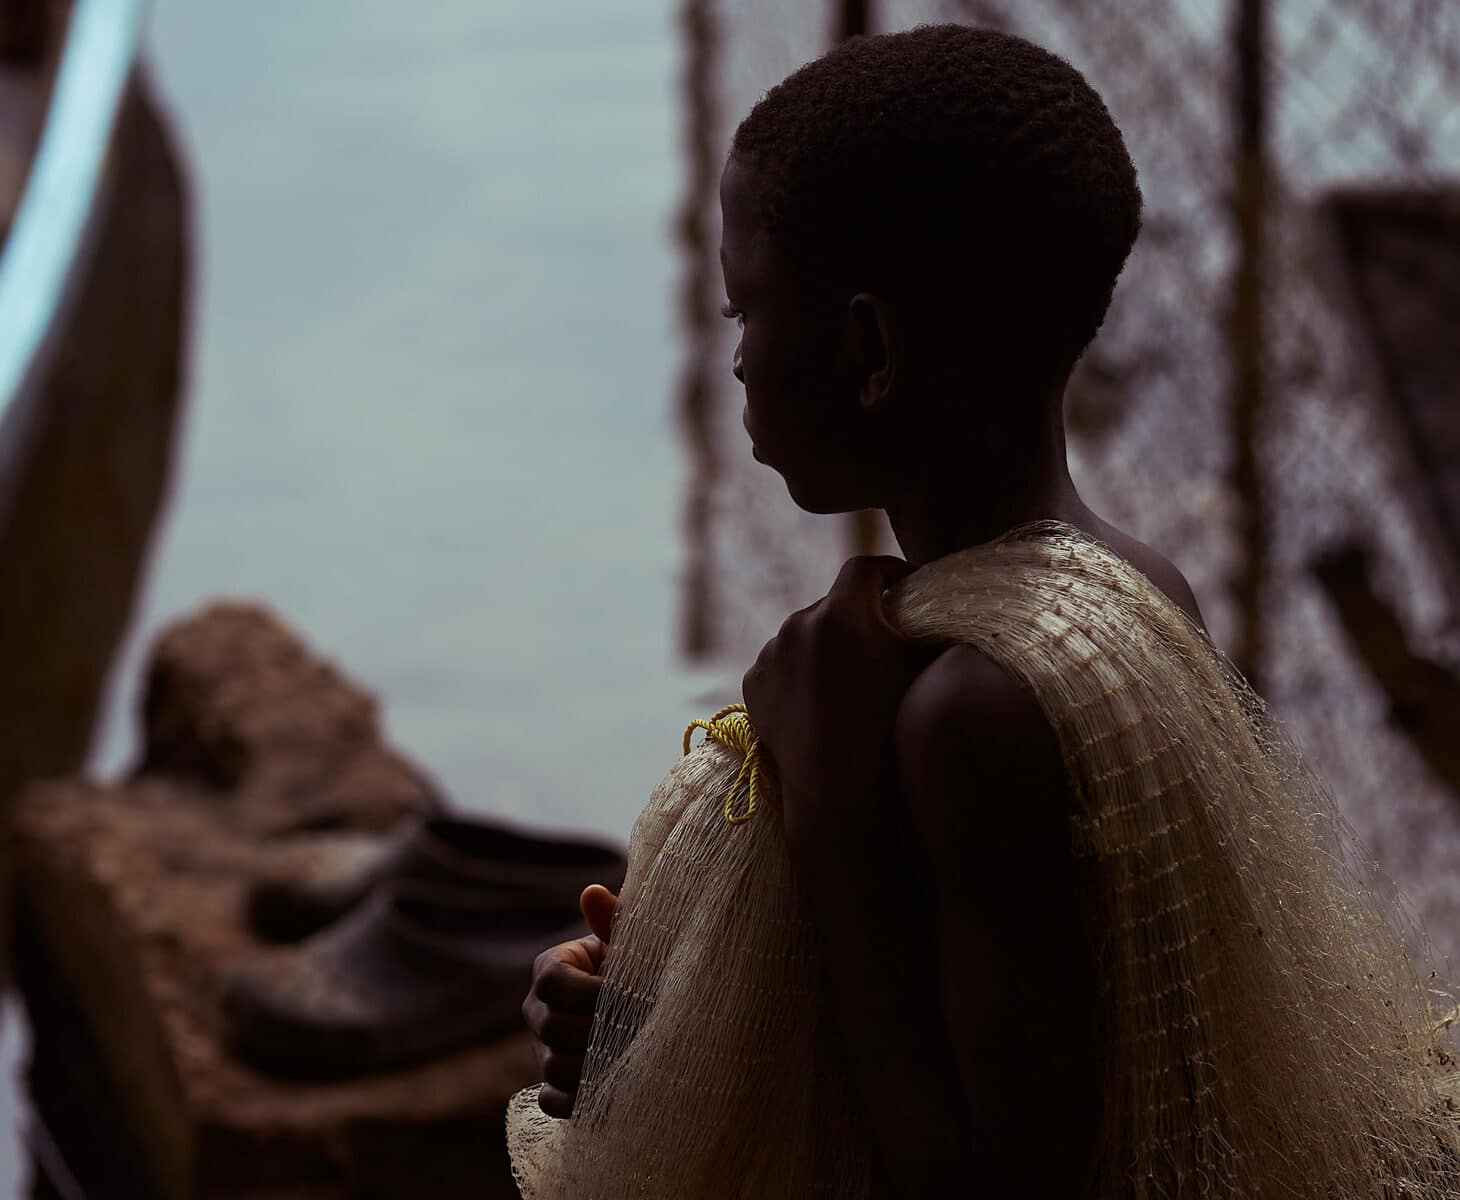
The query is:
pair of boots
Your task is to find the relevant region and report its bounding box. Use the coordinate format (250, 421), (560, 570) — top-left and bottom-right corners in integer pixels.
(224, 814), (626, 1080)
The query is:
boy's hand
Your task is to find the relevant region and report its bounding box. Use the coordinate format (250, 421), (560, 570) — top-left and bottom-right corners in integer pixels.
(523, 884), (619, 1118)
(741, 555), (939, 846)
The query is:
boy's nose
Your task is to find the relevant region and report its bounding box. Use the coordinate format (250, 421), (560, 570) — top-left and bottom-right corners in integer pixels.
(732, 344), (744, 383)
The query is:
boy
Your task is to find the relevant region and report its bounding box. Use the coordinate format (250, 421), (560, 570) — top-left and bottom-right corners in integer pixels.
(522, 23), (1454, 1197)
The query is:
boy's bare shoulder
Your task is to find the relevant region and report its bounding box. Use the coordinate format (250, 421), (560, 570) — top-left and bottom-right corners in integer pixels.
(897, 644), (1051, 761)
(1084, 518), (1208, 633)
(895, 644), (1073, 854)
(892, 519), (1203, 833)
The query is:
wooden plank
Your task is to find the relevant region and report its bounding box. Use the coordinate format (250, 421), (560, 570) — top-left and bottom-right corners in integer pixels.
(1326, 189), (1460, 574)
(0, 66), (188, 867)
(1312, 541), (1460, 799)
(12, 603), (540, 1199)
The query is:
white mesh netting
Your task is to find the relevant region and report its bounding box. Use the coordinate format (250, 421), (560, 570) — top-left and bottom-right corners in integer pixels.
(510, 523), (1460, 1197)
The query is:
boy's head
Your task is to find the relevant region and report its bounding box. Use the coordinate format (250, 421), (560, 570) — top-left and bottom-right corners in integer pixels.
(720, 23), (1141, 514)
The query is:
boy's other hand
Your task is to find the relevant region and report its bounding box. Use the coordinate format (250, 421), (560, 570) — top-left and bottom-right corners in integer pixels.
(523, 884), (619, 1118)
(742, 555), (940, 846)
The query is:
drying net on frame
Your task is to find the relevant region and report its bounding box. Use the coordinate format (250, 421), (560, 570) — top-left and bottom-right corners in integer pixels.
(507, 522), (1460, 1198)
(682, 0), (1460, 980)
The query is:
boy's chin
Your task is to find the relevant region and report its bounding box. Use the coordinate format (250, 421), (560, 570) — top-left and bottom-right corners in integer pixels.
(781, 475), (863, 517)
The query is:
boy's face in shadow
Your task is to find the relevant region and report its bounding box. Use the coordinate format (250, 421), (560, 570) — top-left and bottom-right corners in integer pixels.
(718, 156), (887, 515)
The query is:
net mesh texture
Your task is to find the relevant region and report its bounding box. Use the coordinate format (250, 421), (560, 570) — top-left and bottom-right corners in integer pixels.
(508, 522), (1460, 1197)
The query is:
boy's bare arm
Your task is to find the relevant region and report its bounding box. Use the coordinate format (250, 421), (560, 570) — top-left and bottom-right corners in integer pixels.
(786, 791), (975, 1196)
(742, 557), (971, 1191)
(894, 645), (1104, 1196)
(743, 557), (1100, 1193)
(787, 645), (1102, 1195)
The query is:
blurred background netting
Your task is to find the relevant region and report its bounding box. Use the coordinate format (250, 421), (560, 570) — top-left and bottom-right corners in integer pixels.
(676, 0), (1460, 967)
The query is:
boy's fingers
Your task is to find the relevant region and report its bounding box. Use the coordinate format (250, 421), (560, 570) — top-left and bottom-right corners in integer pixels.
(538, 1083), (575, 1120)
(539, 1010), (594, 1051)
(580, 884), (620, 946)
(537, 934), (602, 978)
(534, 950), (606, 1012)
(830, 555), (918, 630)
(521, 994), (594, 1051)
(542, 1052), (585, 1092)
(831, 555), (915, 598)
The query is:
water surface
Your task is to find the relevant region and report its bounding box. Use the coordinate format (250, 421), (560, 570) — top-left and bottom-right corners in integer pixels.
(98, 0), (713, 839)
(10, 2), (711, 1191)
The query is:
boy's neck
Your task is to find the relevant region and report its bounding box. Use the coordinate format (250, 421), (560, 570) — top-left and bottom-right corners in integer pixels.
(884, 410), (1092, 568)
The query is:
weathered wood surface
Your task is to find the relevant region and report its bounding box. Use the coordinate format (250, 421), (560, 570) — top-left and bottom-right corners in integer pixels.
(1312, 543), (1460, 800)
(1326, 188), (1460, 595)
(0, 0), (63, 221)
(0, 65), (190, 866)
(13, 603), (540, 1199)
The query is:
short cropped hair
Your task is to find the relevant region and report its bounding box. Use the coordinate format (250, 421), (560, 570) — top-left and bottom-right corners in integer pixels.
(730, 23), (1142, 384)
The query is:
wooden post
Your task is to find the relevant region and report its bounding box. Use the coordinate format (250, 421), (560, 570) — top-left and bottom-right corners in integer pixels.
(1229, 0), (1269, 688)
(833, 0), (869, 42)
(675, 0), (721, 660)
(833, 0), (883, 559)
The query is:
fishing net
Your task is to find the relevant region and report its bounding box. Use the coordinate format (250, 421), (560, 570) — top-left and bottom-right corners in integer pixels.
(507, 522), (1460, 1197)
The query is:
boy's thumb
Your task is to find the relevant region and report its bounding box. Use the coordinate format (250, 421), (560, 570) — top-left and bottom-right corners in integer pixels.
(580, 884), (619, 945)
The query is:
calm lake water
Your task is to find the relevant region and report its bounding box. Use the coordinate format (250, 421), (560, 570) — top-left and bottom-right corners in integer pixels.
(6, 1), (717, 1190)
(99, 0), (719, 838)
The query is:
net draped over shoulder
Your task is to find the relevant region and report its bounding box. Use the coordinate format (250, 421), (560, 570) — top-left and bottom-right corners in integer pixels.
(507, 521), (1460, 1198)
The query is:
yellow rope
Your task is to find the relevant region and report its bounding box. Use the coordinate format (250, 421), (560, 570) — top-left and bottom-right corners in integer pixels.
(682, 703), (774, 824)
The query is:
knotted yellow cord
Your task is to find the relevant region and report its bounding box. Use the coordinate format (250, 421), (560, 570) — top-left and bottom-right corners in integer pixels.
(682, 703), (774, 825)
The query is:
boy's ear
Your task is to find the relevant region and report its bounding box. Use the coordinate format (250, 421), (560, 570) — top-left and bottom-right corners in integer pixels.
(847, 292), (896, 413)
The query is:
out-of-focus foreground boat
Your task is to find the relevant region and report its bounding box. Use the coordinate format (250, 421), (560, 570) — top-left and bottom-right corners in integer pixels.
(0, 0), (190, 846)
